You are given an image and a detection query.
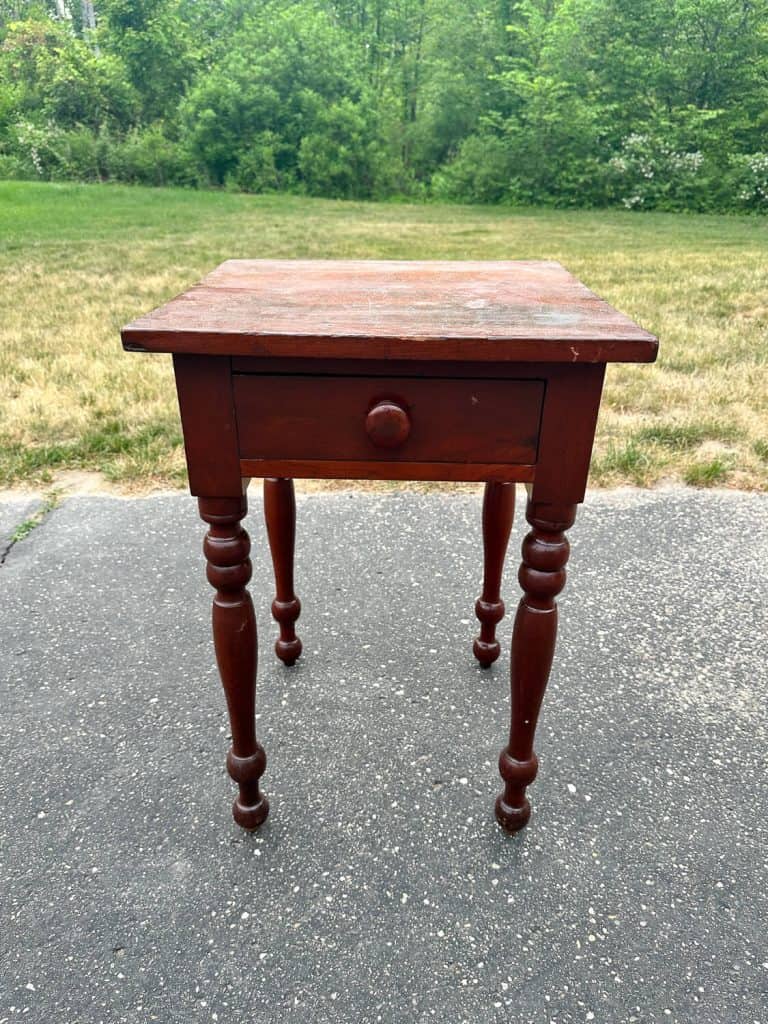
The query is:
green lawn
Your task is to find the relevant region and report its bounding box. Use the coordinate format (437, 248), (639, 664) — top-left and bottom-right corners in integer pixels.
(1, 180), (766, 492)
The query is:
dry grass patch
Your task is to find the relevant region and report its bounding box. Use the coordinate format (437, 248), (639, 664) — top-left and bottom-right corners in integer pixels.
(0, 181), (766, 491)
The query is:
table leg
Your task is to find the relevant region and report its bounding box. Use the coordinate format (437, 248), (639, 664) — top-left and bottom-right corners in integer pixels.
(199, 495), (269, 830)
(263, 478), (303, 666)
(473, 482), (515, 667)
(495, 499), (576, 833)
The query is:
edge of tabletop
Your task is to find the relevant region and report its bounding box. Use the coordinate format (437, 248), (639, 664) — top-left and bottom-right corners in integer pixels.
(120, 328), (658, 364)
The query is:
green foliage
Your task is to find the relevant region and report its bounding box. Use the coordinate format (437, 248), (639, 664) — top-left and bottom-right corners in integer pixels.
(37, 38), (136, 128)
(180, 5), (379, 193)
(106, 124), (196, 186)
(0, 18), (137, 129)
(0, 0), (767, 210)
(298, 99), (386, 198)
(6, 120), (106, 179)
(432, 134), (515, 204)
(97, 0), (194, 120)
(730, 154), (768, 211)
(230, 132), (282, 193)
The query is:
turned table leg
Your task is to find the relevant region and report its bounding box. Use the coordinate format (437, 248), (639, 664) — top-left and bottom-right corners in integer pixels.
(263, 478), (302, 666)
(473, 482), (515, 667)
(496, 499), (576, 833)
(199, 495), (269, 830)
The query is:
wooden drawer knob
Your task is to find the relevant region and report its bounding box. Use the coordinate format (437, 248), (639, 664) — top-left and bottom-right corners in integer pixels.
(365, 400), (411, 449)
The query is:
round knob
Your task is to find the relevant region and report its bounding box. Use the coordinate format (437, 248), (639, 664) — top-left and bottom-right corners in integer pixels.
(365, 400), (411, 449)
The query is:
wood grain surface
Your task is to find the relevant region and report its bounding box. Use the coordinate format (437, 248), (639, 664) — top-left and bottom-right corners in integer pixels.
(233, 374), (544, 464)
(122, 259), (657, 363)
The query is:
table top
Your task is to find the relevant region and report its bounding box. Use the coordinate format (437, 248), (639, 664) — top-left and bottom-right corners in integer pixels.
(121, 259), (657, 364)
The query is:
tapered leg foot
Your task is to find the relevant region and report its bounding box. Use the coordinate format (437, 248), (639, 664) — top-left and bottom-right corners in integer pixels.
(495, 500), (576, 832)
(473, 606), (504, 667)
(272, 602), (302, 666)
(199, 495), (269, 830)
(227, 750), (269, 830)
(264, 478), (302, 666)
(473, 482), (515, 667)
(495, 752), (538, 833)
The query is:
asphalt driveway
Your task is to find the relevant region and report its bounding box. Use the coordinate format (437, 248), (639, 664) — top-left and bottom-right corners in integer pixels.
(1, 487), (766, 1024)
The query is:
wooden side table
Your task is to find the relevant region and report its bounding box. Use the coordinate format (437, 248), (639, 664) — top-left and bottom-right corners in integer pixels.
(122, 260), (656, 834)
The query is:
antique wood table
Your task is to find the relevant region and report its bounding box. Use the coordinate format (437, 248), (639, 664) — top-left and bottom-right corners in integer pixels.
(122, 259), (656, 834)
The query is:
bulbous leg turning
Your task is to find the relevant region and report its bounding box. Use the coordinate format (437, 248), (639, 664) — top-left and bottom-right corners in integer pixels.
(473, 482), (515, 667)
(264, 478), (302, 666)
(495, 751), (538, 831)
(495, 499), (576, 833)
(199, 495), (269, 830)
(227, 749), (269, 830)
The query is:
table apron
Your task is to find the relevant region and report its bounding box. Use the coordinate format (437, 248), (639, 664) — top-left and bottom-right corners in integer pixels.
(238, 458), (536, 483)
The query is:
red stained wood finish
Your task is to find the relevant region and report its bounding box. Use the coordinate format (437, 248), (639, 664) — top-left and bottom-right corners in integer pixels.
(240, 459), (536, 484)
(263, 477), (302, 666)
(473, 482), (516, 668)
(232, 374), (544, 467)
(199, 494), (269, 829)
(123, 259), (657, 364)
(496, 500), (576, 832)
(365, 399), (411, 449)
(121, 259), (656, 836)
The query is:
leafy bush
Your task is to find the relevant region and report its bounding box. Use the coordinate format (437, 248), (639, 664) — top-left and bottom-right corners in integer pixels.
(181, 6), (369, 188)
(431, 134), (514, 203)
(3, 120), (195, 186)
(731, 153), (768, 210)
(0, 19), (138, 131)
(608, 132), (712, 210)
(298, 99), (385, 199)
(5, 120), (105, 180)
(230, 132), (283, 193)
(59, 123), (105, 179)
(0, 152), (26, 178)
(38, 46), (138, 131)
(106, 125), (196, 186)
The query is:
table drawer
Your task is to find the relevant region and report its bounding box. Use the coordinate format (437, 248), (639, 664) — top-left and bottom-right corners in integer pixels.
(233, 374), (544, 465)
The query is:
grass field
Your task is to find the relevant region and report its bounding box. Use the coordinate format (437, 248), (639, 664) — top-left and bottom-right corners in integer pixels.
(1, 180), (766, 493)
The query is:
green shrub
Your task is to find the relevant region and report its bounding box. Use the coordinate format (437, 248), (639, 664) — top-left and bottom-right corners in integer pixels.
(181, 6), (370, 188)
(608, 132), (710, 211)
(0, 152), (27, 179)
(730, 153), (768, 210)
(431, 134), (514, 204)
(60, 125), (104, 180)
(298, 99), (385, 199)
(5, 120), (107, 180)
(231, 132), (282, 193)
(106, 125), (197, 187)
(2, 121), (197, 186)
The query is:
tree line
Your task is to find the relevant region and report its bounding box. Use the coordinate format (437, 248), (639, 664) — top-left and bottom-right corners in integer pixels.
(1, 0), (766, 210)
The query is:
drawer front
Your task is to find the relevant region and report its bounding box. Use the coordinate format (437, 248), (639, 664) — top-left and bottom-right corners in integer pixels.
(233, 374), (544, 465)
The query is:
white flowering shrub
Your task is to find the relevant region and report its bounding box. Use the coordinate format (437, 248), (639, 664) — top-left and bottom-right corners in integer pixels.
(9, 120), (73, 178)
(3, 119), (200, 187)
(731, 153), (768, 209)
(609, 132), (708, 210)
(7, 120), (106, 181)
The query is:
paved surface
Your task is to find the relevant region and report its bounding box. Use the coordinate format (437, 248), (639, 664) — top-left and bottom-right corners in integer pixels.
(0, 497), (42, 562)
(0, 487), (766, 1024)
